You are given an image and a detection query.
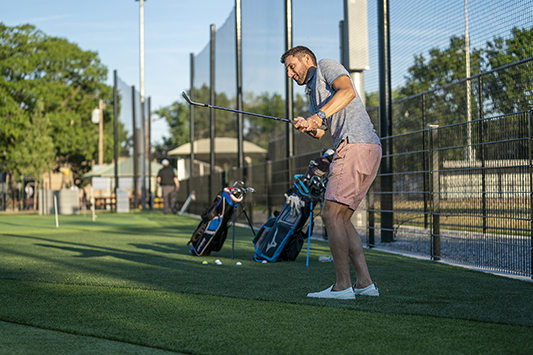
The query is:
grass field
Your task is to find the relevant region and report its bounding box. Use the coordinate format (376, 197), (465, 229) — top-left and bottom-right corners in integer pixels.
(0, 212), (532, 354)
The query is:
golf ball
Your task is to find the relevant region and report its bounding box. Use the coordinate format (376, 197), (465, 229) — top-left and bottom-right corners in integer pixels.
(262, 260), (267, 264)
(236, 262), (242, 265)
(202, 261), (208, 265)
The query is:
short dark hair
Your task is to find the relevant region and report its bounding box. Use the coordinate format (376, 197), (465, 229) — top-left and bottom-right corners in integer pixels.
(280, 45), (317, 65)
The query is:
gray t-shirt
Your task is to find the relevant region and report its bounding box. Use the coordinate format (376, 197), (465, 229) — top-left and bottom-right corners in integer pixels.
(306, 58), (381, 149)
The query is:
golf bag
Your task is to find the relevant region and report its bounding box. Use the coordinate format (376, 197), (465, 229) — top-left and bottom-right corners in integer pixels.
(188, 182), (254, 256)
(253, 149), (334, 263)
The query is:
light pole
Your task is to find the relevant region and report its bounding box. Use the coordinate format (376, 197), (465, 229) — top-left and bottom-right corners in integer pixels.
(136, 0), (146, 209)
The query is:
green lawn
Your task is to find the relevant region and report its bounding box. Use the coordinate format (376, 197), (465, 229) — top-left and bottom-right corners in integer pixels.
(0, 212), (532, 354)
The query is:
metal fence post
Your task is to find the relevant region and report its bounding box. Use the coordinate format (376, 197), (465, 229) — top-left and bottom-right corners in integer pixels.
(189, 52), (195, 180)
(287, 156), (293, 192)
(235, 0), (244, 169)
(245, 164), (253, 225)
(378, 0), (394, 243)
(113, 70), (118, 212)
(132, 85), (138, 209)
(529, 105), (533, 279)
(368, 185), (375, 247)
(429, 125), (440, 260)
(479, 76), (486, 234)
(422, 94), (428, 229)
(209, 24), (216, 203)
(285, 0), (294, 161)
(266, 160), (273, 218)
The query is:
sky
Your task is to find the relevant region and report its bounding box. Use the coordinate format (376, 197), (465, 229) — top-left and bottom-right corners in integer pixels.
(3, 1), (529, 144)
(2, 0), (236, 143)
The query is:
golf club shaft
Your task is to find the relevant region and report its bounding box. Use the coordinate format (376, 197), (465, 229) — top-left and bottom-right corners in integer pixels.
(182, 91), (293, 124)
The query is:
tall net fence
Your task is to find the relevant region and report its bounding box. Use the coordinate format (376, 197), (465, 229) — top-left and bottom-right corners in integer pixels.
(390, 0), (531, 100)
(191, 0), (532, 156)
(180, 0), (532, 276)
(191, 0), (343, 159)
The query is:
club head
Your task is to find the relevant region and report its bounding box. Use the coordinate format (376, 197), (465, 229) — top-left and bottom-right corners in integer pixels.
(246, 187), (256, 194)
(233, 181), (245, 187)
(182, 91), (193, 105)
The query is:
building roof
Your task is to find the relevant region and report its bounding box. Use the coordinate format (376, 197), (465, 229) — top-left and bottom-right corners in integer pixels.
(167, 137), (267, 167)
(82, 156), (171, 178)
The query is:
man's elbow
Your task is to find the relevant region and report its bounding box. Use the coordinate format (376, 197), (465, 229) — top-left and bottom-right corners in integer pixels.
(347, 88), (356, 101)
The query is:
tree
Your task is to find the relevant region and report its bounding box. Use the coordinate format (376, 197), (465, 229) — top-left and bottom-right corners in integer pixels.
(397, 35), (483, 131)
(155, 87), (285, 153)
(154, 101), (190, 148)
(243, 92), (286, 149)
(365, 91), (379, 109)
(0, 23), (114, 186)
(479, 26), (533, 160)
(483, 26), (533, 114)
(186, 85), (237, 141)
(8, 98), (55, 180)
(151, 100), (190, 164)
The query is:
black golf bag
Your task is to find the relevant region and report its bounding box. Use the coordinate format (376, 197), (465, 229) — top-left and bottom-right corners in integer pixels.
(253, 149), (334, 263)
(188, 182), (254, 256)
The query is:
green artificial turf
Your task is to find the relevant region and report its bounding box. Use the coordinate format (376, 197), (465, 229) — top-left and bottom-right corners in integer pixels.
(0, 212), (532, 354)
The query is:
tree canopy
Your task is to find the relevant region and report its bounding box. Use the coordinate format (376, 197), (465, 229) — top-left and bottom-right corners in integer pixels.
(0, 23), (114, 185)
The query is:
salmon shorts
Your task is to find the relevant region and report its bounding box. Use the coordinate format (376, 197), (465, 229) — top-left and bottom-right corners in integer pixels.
(325, 141), (382, 211)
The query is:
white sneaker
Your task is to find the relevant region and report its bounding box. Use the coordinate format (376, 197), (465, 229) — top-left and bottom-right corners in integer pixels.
(307, 285), (355, 299)
(353, 283), (379, 296)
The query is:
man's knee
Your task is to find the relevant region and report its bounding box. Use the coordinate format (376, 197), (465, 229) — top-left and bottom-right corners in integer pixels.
(321, 202), (331, 224)
(322, 200), (354, 225)
(322, 201), (342, 224)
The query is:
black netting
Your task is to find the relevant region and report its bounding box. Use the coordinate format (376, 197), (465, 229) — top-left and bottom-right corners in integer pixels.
(180, 0), (532, 275)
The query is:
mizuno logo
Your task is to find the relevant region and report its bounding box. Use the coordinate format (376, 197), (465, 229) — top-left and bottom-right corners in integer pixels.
(265, 228), (278, 252)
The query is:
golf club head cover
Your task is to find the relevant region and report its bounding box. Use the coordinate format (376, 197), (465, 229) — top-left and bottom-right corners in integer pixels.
(305, 148), (335, 178)
(307, 157), (330, 178)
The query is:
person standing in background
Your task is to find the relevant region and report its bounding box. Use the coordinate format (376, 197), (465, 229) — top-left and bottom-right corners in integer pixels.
(157, 159), (180, 214)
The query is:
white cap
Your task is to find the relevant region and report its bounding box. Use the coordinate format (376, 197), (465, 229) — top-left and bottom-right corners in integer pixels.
(162, 159), (169, 166)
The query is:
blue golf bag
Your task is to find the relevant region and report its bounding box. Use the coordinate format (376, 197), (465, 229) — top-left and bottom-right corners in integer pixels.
(253, 149), (334, 263)
(188, 182), (254, 256)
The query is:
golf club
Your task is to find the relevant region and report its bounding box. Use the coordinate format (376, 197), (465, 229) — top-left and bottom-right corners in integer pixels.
(182, 91), (294, 124)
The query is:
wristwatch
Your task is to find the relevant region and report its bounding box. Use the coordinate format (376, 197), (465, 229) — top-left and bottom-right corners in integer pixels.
(316, 110), (327, 124)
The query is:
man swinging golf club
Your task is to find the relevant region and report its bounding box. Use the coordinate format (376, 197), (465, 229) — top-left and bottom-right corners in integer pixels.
(281, 46), (382, 299)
